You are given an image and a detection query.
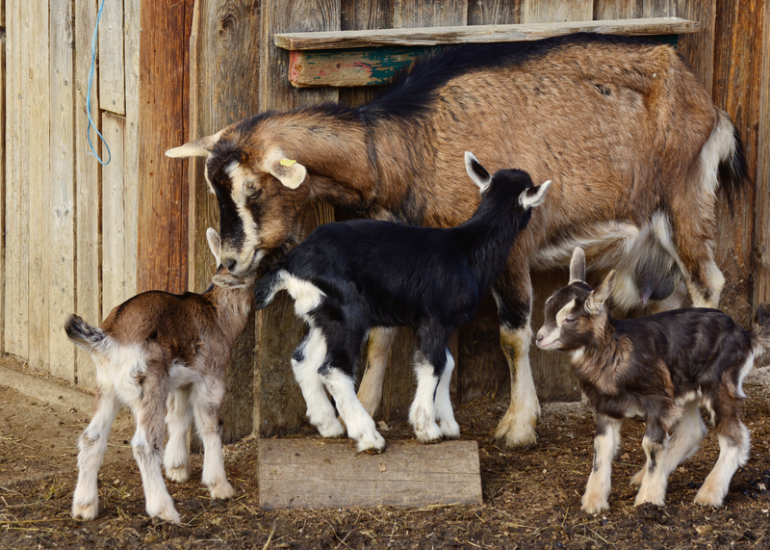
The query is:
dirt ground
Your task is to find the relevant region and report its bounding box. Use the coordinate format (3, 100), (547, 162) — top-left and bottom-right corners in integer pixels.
(3, 358), (770, 549)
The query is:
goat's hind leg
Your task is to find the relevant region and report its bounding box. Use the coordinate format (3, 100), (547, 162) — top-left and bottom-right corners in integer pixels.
(435, 348), (460, 439)
(357, 326), (397, 417)
(164, 386), (193, 483)
(582, 414), (621, 514)
(409, 326), (451, 444)
(191, 377), (235, 500)
(72, 387), (121, 520)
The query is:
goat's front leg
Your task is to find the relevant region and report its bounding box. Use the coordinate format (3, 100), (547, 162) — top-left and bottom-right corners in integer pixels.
(129, 370), (179, 523)
(582, 414), (621, 514)
(72, 386), (121, 520)
(191, 377), (235, 500)
(492, 267), (539, 448)
(164, 387), (193, 483)
(694, 411), (750, 507)
(634, 420), (670, 507)
(357, 326), (397, 417)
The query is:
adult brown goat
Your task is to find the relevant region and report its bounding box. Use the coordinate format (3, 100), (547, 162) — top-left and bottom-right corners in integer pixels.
(167, 34), (746, 448)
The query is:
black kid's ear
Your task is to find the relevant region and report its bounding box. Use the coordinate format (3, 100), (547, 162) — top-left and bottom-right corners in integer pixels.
(465, 152), (492, 193)
(569, 247), (586, 284)
(519, 180), (551, 209)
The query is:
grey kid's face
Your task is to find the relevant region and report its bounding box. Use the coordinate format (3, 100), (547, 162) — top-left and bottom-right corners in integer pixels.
(536, 283), (594, 351)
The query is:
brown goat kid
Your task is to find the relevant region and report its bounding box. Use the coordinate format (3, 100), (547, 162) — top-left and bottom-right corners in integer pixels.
(166, 34), (746, 448)
(65, 229), (254, 523)
(536, 248), (770, 513)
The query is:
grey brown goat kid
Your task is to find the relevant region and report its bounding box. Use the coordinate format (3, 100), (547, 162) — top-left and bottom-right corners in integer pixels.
(166, 34), (747, 449)
(65, 229), (254, 523)
(536, 248), (770, 513)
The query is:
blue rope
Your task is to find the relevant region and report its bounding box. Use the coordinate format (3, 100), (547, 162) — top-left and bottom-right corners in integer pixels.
(86, 0), (111, 166)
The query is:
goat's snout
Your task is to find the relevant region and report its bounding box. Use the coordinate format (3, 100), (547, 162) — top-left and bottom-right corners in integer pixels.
(223, 258), (238, 273)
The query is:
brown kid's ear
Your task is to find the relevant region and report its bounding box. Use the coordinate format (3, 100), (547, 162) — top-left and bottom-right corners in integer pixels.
(585, 270), (616, 314)
(165, 130), (224, 158)
(264, 151), (307, 189)
(569, 247), (586, 284)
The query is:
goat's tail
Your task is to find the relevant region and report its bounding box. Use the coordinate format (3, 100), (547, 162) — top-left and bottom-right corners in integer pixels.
(715, 111), (749, 214)
(751, 304), (770, 357)
(253, 268), (285, 310)
(64, 314), (109, 354)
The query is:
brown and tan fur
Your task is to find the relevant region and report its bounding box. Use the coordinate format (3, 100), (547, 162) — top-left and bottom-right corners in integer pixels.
(66, 229), (254, 523)
(167, 35), (745, 448)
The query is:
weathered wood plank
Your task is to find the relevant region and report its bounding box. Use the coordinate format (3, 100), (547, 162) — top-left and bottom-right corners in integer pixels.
(753, 0), (770, 309)
(99, 0), (126, 115)
(468, 0), (519, 25)
(710, 0), (763, 327)
(274, 17), (699, 50)
(137, 0), (194, 294)
(258, 439), (482, 510)
(123, 0), (140, 312)
(48, 0), (76, 382)
(0, 0), (6, 353)
(254, 0), (340, 437)
(187, 0), (261, 444)
(671, 0), (716, 92)
(521, 0), (593, 23)
(102, 114), (129, 314)
(593, 0), (642, 20)
(74, 0), (100, 389)
(393, 0), (468, 29)
(289, 47), (423, 87)
(4, 0), (29, 360)
(27, 0), (51, 372)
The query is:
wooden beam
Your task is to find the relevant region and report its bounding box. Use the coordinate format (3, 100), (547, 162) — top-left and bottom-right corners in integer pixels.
(754, 0), (770, 309)
(258, 439), (483, 510)
(98, 0), (126, 115)
(274, 17), (699, 50)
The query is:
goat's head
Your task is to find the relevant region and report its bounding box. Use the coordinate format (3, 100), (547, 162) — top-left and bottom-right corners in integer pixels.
(166, 123), (310, 277)
(205, 227), (255, 290)
(464, 152), (551, 213)
(536, 247), (616, 351)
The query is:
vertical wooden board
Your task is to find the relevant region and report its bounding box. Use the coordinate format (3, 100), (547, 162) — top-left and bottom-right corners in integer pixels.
(671, 0), (716, 92)
(187, 0), (261, 443)
(99, 0), (125, 115)
(468, 0), (519, 25)
(521, 0), (593, 23)
(0, 0), (6, 352)
(74, 0), (101, 389)
(710, 0), (763, 327)
(255, 0), (340, 437)
(102, 114), (128, 314)
(394, 0), (468, 28)
(137, 0), (193, 295)
(4, 0), (29, 360)
(754, 0), (770, 308)
(593, 0), (642, 20)
(516, 1), (591, 403)
(123, 0), (140, 307)
(48, 0), (76, 381)
(26, 0), (51, 372)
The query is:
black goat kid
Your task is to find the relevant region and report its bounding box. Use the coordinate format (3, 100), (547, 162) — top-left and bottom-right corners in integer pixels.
(536, 247), (770, 513)
(254, 154), (550, 452)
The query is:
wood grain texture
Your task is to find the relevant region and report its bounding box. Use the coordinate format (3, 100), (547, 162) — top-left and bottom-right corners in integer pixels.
(102, 114), (129, 314)
(0, 0), (4, 353)
(671, 0), (716, 92)
(187, 0), (261, 443)
(753, 0), (770, 308)
(255, 0), (340, 437)
(289, 47), (422, 87)
(98, 0), (126, 115)
(258, 439), (482, 510)
(468, 0), (520, 25)
(710, 0), (763, 327)
(48, 0), (76, 381)
(274, 17), (697, 49)
(74, 0), (101, 389)
(27, 0), (51, 372)
(394, 0), (468, 29)
(521, 0), (593, 23)
(137, 0), (194, 294)
(593, 0), (643, 20)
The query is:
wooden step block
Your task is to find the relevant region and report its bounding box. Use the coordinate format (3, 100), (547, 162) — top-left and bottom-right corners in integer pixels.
(258, 438), (483, 510)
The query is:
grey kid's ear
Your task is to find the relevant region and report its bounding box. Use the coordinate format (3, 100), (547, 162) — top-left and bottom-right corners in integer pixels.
(585, 270), (616, 314)
(165, 130), (224, 158)
(212, 273), (249, 289)
(569, 247), (586, 284)
(264, 150), (307, 189)
(519, 180), (551, 209)
(465, 152), (492, 193)
(206, 227), (222, 267)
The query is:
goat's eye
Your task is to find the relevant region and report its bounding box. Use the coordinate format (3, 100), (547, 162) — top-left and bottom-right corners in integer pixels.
(563, 317), (577, 325)
(248, 188), (263, 201)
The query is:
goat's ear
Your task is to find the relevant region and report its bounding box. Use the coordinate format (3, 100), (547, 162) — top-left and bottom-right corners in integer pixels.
(206, 227), (222, 266)
(264, 150), (307, 189)
(569, 247), (586, 284)
(165, 130), (223, 158)
(585, 270), (616, 314)
(519, 180), (551, 210)
(212, 273), (249, 289)
(465, 152), (491, 193)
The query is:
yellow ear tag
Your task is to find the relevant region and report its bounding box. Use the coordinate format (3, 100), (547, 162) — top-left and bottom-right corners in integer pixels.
(280, 158), (297, 167)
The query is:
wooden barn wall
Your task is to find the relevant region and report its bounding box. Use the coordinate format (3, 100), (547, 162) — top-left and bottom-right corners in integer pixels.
(2, 0), (142, 389)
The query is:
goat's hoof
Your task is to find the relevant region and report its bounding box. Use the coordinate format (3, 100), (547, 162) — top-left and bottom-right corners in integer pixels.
(356, 431), (386, 454)
(634, 494), (665, 508)
(439, 418), (461, 439)
(693, 487), (724, 508)
(165, 465), (190, 483)
(629, 468), (646, 487)
(149, 504), (181, 523)
(317, 418), (346, 438)
(414, 422), (443, 444)
(580, 496), (610, 515)
(210, 481), (236, 500)
(72, 501), (99, 520)
(493, 412), (538, 448)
